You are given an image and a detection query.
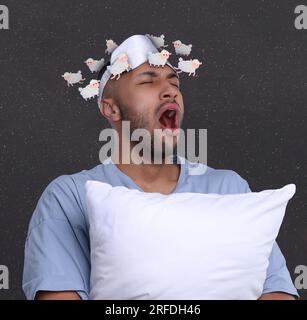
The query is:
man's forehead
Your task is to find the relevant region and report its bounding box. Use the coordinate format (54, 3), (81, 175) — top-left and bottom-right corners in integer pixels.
(132, 62), (179, 79)
(109, 62), (179, 87)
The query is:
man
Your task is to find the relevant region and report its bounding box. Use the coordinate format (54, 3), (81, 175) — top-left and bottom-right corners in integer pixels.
(22, 35), (298, 300)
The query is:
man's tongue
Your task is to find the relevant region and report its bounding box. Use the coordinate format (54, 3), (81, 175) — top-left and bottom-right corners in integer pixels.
(159, 110), (176, 130)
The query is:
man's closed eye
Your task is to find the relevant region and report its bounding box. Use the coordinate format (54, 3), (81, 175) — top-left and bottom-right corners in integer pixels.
(140, 81), (179, 88)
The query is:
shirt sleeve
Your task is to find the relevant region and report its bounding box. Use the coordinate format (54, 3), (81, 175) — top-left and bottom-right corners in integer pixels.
(241, 177), (299, 298)
(262, 242), (299, 298)
(22, 175), (90, 300)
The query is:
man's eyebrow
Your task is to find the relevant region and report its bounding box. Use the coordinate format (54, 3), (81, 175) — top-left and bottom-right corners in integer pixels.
(135, 71), (179, 80)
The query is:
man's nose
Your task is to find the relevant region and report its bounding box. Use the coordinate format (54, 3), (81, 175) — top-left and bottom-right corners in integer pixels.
(159, 82), (178, 101)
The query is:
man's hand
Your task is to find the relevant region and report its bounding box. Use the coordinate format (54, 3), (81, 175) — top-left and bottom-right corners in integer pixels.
(35, 291), (81, 300)
(259, 292), (296, 300)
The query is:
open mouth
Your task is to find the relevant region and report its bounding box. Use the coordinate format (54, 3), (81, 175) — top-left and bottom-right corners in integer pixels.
(158, 104), (180, 133)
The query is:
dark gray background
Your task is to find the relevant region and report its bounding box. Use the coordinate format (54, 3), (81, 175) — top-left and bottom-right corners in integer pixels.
(0, 0), (306, 300)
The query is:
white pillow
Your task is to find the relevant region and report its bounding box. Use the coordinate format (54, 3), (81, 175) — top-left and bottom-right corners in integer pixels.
(85, 181), (295, 300)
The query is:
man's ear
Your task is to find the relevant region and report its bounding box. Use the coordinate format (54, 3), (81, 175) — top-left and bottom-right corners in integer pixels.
(99, 98), (122, 123)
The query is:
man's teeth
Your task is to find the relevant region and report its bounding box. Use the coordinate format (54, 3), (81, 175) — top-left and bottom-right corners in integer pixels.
(167, 110), (176, 118)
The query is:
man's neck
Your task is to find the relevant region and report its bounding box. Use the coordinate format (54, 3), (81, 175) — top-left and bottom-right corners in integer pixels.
(117, 161), (179, 183)
(111, 152), (180, 194)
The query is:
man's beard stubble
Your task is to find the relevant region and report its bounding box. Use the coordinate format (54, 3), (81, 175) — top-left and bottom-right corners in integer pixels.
(118, 101), (177, 162)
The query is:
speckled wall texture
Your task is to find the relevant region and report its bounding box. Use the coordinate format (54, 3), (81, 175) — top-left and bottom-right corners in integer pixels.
(0, 0), (306, 299)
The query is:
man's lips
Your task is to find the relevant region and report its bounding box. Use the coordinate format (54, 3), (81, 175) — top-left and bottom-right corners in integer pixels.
(157, 103), (181, 132)
(158, 103), (181, 119)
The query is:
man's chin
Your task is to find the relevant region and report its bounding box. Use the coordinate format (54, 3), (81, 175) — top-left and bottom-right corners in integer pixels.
(127, 126), (181, 164)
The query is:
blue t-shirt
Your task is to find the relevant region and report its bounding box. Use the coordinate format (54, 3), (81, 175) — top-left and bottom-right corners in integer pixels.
(22, 156), (298, 299)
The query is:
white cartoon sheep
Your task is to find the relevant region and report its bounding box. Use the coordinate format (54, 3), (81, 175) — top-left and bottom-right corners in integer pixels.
(175, 58), (202, 76)
(109, 53), (131, 80)
(173, 40), (192, 56)
(78, 80), (100, 100)
(146, 34), (168, 49)
(62, 71), (85, 87)
(84, 58), (105, 73)
(148, 50), (172, 67)
(105, 39), (118, 54)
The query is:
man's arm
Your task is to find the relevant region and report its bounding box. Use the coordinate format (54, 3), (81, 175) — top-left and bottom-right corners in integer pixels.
(259, 292), (296, 300)
(261, 242), (299, 298)
(22, 176), (90, 300)
(35, 291), (81, 300)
